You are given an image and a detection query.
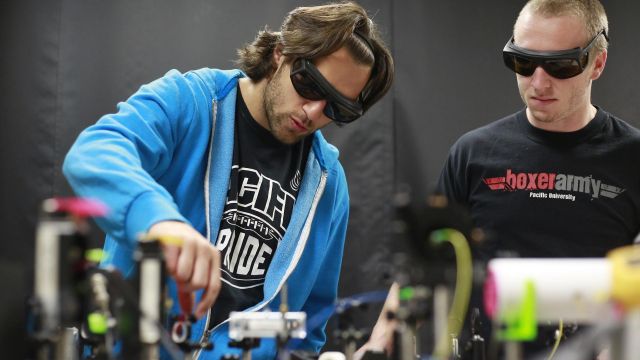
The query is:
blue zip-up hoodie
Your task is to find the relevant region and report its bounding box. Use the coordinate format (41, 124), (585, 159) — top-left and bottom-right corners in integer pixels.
(63, 68), (349, 359)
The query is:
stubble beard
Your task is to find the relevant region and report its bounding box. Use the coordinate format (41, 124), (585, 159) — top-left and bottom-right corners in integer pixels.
(263, 65), (304, 145)
(522, 77), (592, 128)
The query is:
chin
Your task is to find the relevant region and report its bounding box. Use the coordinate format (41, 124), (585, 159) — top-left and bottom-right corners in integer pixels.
(274, 132), (301, 145)
(528, 108), (553, 122)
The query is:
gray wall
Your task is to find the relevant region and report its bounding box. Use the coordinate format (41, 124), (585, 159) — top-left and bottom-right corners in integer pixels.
(2, 0), (639, 357)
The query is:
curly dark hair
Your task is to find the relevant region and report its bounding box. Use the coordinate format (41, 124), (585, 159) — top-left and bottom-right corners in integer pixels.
(235, 1), (394, 112)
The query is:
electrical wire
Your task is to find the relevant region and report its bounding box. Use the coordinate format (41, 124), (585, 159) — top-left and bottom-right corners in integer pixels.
(430, 228), (473, 360)
(546, 319), (563, 360)
(528, 319), (619, 360)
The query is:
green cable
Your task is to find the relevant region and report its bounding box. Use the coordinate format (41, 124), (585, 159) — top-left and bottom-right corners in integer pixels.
(431, 228), (473, 360)
(547, 319), (563, 360)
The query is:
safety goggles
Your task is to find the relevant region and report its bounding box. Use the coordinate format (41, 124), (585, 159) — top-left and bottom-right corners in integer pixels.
(290, 58), (365, 124)
(502, 29), (608, 79)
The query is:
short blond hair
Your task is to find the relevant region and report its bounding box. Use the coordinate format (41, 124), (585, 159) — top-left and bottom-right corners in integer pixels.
(517, 0), (608, 54)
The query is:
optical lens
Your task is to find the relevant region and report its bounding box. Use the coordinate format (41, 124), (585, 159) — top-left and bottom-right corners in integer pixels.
(504, 53), (585, 79)
(323, 101), (361, 123)
(542, 59), (581, 79)
(511, 55), (537, 76)
(290, 58), (363, 123)
(291, 72), (325, 100)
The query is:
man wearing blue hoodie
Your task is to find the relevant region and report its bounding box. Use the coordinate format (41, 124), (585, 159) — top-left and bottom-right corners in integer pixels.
(63, 2), (394, 359)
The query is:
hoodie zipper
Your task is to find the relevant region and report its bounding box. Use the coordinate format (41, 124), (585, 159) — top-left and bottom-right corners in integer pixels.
(193, 99), (217, 359)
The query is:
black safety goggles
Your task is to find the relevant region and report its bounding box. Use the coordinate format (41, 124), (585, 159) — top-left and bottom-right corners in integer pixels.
(502, 29), (608, 79)
(290, 58), (365, 124)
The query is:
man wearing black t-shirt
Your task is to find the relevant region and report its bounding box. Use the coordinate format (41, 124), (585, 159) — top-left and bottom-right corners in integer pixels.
(435, 0), (640, 358)
(357, 1), (637, 359)
(64, 3), (394, 359)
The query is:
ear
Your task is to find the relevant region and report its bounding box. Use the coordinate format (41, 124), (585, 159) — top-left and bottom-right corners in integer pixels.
(590, 49), (607, 80)
(272, 44), (285, 68)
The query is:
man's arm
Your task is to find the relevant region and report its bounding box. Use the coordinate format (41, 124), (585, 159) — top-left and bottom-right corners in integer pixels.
(63, 70), (220, 316)
(353, 282), (399, 360)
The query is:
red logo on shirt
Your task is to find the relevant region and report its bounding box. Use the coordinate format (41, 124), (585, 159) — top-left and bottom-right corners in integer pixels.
(483, 169), (624, 199)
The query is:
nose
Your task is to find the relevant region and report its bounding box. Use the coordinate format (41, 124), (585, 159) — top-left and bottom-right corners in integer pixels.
(529, 65), (552, 90)
(302, 99), (328, 123)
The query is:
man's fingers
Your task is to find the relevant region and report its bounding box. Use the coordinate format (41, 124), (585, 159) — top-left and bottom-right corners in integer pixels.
(195, 249), (221, 319)
(190, 250), (212, 289)
(175, 238), (196, 282)
(162, 244), (180, 275)
(146, 221), (221, 319)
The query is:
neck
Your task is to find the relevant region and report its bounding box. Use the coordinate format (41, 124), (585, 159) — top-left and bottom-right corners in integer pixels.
(527, 103), (597, 132)
(239, 77), (269, 129)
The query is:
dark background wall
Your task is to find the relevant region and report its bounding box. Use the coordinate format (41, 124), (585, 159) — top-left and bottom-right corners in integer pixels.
(2, 0), (639, 357)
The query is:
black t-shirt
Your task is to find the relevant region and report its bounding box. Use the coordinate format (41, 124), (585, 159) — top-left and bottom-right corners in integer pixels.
(437, 107), (640, 358)
(209, 86), (311, 329)
(438, 107), (640, 261)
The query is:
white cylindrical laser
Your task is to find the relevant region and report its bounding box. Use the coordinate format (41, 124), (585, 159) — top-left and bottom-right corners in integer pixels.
(484, 258), (612, 323)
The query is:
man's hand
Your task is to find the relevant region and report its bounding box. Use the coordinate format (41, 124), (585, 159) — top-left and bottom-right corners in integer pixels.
(353, 282), (400, 360)
(147, 220), (221, 319)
